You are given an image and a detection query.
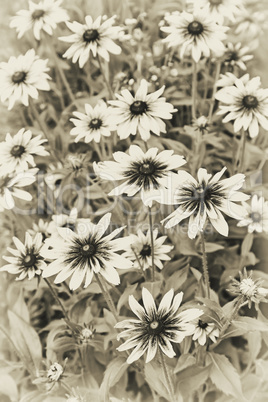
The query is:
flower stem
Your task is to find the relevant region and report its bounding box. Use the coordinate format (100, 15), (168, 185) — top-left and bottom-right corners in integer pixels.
(200, 231), (210, 298)
(148, 206), (155, 282)
(236, 129), (246, 173)
(159, 349), (175, 402)
(192, 61), (198, 120)
(220, 296), (244, 336)
(96, 54), (115, 100)
(94, 273), (119, 321)
(43, 278), (70, 321)
(131, 245), (144, 272)
(28, 98), (49, 141)
(208, 62), (221, 123)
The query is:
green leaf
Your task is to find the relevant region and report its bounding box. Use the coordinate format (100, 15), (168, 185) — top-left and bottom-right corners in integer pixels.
(144, 360), (170, 400)
(174, 354), (196, 374)
(0, 374), (18, 402)
(207, 352), (244, 399)
(241, 233), (254, 256)
(223, 316), (268, 339)
(164, 267), (188, 292)
(100, 357), (129, 402)
(175, 364), (210, 397)
(117, 282), (138, 313)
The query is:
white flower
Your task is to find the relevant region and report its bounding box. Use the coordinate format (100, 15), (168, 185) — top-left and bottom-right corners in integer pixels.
(191, 318), (219, 346)
(28, 218), (51, 240)
(70, 102), (115, 143)
(0, 232), (46, 280)
(161, 8), (228, 62)
(223, 42), (253, 71)
(108, 79), (177, 141)
(215, 76), (268, 138)
(42, 213), (133, 290)
(10, 0), (69, 41)
(0, 128), (49, 174)
(93, 145), (186, 207)
(115, 288), (203, 364)
(237, 194), (268, 233)
(216, 72), (250, 89)
(187, 0), (245, 25)
(122, 229), (173, 270)
(0, 49), (50, 110)
(162, 167), (249, 239)
(0, 169), (38, 211)
(47, 362), (64, 382)
(59, 15), (122, 68)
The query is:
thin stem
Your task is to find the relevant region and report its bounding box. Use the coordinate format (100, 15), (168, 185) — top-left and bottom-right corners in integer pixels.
(29, 98), (49, 141)
(148, 206), (155, 282)
(94, 273), (119, 321)
(192, 61), (198, 120)
(131, 245), (144, 272)
(220, 296), (244, 336)
(237, 129), (246, 173)
(159, 349), (175, 402)
(200, 231), (210, 298)
(43, 278), (70, 321)
(208, 62), (221, 123)
(96, 54), (115, 100)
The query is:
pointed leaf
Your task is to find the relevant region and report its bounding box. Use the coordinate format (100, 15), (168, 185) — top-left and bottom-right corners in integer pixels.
(100, 357), (128, 402)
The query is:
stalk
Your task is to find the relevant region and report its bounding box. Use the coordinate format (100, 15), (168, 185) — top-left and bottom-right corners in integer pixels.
(200, 231), (210, 298)
(148, 206), (155, 282)
(208, 62), (221, 123)
(94, 272), (119, 321)
(43, 278), (70, 321)
(96, 54), (115, 100)
(159, 349), (175, 402)
(29, 98), (49, 141)
(192, 61), (198, 120)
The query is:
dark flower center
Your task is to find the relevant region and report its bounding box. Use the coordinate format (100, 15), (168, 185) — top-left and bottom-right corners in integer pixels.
(198, 320), (208, 329)
(140, 244), (151, 257)
(225, 51), (238, 62)
(250, 211), (262, 223)
(83, 29), (99, 42)
(139, 162), (156, 175)
(188, 21), (204, 35)
(81, 243), (97, 256)
(23, 253), (37, 268)
(123, 158), (168, 191)
(242, 95), (258, 109)
(32, 9), (45, 19)
(130, 101), (148, 115)
(209, 0), (222, 5)
(89, 118), (102, 129)
(147, 319), (164, 335)
(11, 145), (25, 158)
(12, 71), (27, 84)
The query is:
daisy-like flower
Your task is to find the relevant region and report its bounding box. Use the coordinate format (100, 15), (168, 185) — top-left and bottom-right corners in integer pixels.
(93, 145), (186, 207)
(0, 232), (46, 281)
(59, 15), (122, 68)
(115, 288), (203, 364)
(47, 362), (64, 382)
(0, 128), (49, 174)
(0, 49), (50, 110)
(70, 102), (115, 143)
(28, 218), (51, 240)
(42, 213), (133, 290)
(10, 0), (69, 41)
(122, 229), (173, 270)
(237, 194), (268, 233)
(108, 79), (177, 141)
(162, 167), (249, 239)
(215, 76), (268, 138)
(187, 0), (244, 25)
(216, 72), (249, 89)
(223, 42), (253, 71)
(228, 268), (268, 309)
(0, 169), (37, 212)
(161, 8), (228, 63)
(191, 318), (219, 346)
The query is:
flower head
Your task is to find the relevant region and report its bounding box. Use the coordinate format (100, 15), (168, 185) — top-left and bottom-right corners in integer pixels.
(161, 8), (228, 62)
(192, 115), (209, 134)
(216, 72), (250, 89)
(93, 145), (186, 207)
(162, 167), (249, 239)
(0, 232), (46, 280)
(42, 213), (132, 290)
(10, 0), (69, 41)
(187, 0), (244, 25)
(47, 362), (64, 382)
(228, 268), (268, 309)
(223, 42), (253, 71)
(122, 229), (173, 270)
(0, 129), (49, 174)
(109, 79), (176, 141)
(70, 102), (115, 143)
(237, 194), (268, 234)
(115, 288), (203, 363)
(60, 15), (122, 68)
(216, 76), (268, 138)
(28, 218), (51, 240)
(0, 49), (50, 110)
(191, 318), (219, 345)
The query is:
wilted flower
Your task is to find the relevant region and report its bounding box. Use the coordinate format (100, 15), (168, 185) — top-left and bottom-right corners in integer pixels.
(162, 167), (249, 239)
(192, 115), (209, 134)
(10, 0), (69, 41)
(187, 0), (244, 25)
(60, 15), (122, 68)
(191, 318), (219, 346)
(237, 194), (268, 234)
(70, 102), (115, 143)
(223, 42), (253, 71)
(109, 79), (177, 141)
(93, 145), (186, 207)
(215, 76), (268, 138)
(0, 232), (46, 280)
(47, 362), (64, 382)
(115, 288), (203, 363)
(228, 268), (268, 309)
(0, 49), (50, 110)
(161, 8), (228, 62)
(122, 229), (173, 270)
(42, 213), (133, 290)
(0, 128), (49, 174)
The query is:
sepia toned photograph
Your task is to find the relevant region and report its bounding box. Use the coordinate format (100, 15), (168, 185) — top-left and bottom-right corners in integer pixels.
(0, 1), (268, 401)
